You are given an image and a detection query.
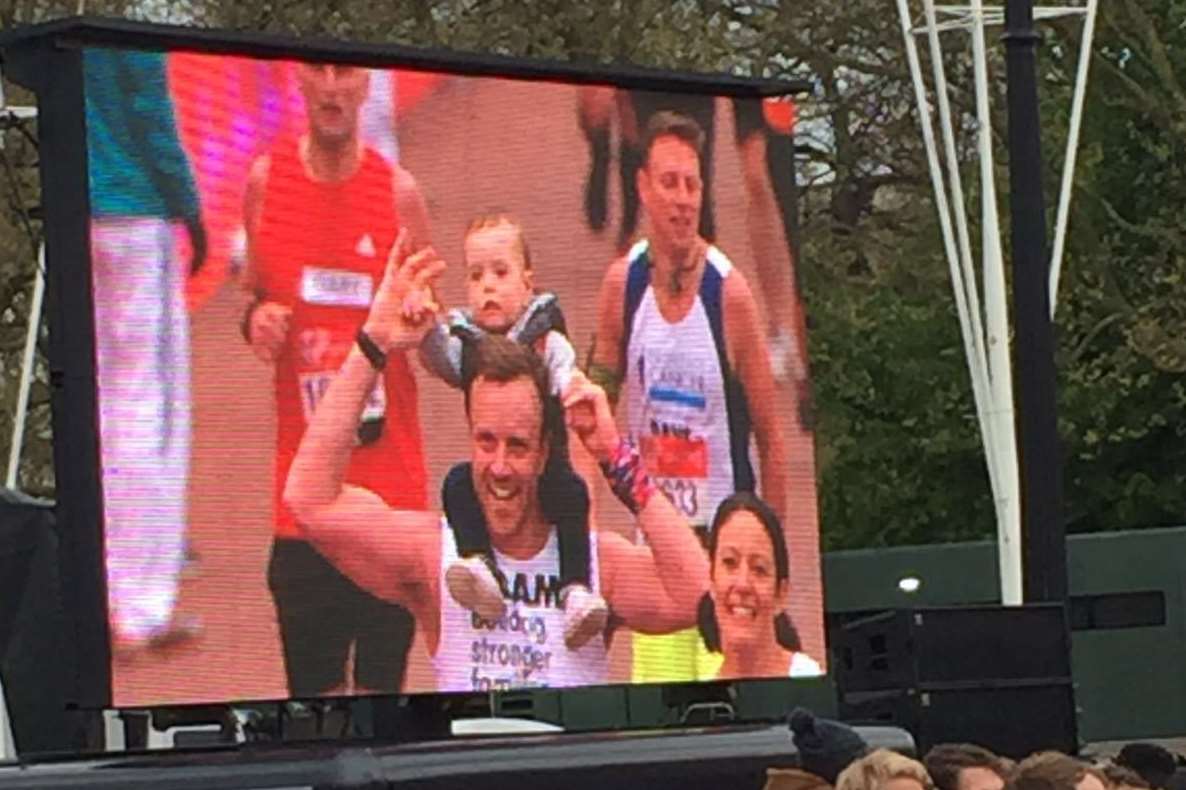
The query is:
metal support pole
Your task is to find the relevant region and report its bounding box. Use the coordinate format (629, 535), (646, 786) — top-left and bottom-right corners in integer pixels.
(6, 244), (46, 490)
(1004, 0), (1067, 602)
(970, 0), (1024, 605)
(897, 0), (1005, 520)
(1049, 0), (1098, 315)
(0, 677), (13, 760)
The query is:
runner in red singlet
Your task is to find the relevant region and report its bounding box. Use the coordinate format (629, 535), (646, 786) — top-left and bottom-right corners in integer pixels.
(241, 61), (432, 697)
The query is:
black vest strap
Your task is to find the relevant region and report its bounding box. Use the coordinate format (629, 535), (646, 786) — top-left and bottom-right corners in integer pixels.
(441, 460), (591, 587)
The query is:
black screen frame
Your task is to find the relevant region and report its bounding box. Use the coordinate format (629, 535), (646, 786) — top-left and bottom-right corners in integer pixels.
(0, 15), (810, 711)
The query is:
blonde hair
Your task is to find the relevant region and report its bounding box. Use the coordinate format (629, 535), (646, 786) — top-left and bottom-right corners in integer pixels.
(837, 749), (933, 790)
(464, 211), (533, 271)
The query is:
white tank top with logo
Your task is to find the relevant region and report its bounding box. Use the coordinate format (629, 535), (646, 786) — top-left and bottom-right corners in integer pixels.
(433, 520), (607, 693)
(621, 241), (752, 530)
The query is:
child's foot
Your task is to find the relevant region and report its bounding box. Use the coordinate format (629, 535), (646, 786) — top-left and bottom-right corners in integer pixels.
(446, 556), (506, 622)
(562, 584), (609, 650)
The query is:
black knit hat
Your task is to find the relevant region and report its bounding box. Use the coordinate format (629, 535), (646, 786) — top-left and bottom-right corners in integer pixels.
(789, 707), (870, 785)
(1118, 743), (1179, 789)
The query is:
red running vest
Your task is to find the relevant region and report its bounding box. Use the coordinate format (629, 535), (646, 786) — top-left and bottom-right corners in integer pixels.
(255, 137), (428, 539)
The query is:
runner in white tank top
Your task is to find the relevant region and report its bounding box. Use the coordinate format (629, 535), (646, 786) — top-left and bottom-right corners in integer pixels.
(591, 114), (791, 684)
(434, 520), (606, 692)
(621, 239), (753, 532)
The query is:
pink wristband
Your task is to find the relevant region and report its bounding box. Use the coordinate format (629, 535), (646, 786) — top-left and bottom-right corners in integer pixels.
(599, 438), (657, 515)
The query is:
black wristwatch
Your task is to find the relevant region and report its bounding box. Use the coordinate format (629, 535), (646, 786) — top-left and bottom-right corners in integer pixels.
(356, 328), (387, 371)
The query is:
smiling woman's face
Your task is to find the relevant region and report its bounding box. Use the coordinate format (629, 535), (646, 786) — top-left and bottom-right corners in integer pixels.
(710, 510), (787, 649)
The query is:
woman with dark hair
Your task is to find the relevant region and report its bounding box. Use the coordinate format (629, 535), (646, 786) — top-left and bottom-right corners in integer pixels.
(698, 492), (822, 679)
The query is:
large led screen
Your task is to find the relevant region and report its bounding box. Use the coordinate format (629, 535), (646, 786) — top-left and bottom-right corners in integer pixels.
(82, 46), (823, 706)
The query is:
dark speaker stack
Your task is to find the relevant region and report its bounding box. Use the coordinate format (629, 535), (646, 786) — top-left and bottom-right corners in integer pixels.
(0, 488), (98, 756)
(834, 604), (1078, 758)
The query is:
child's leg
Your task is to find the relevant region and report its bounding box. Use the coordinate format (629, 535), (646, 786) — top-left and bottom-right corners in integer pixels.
(441, 462), (493, 560)
(541, 455), (607, 651)
(441, 462), (505, 622)
(542, 459), (592, 589)
(539, 416), (591, 588)
(542, 413), (606, 650)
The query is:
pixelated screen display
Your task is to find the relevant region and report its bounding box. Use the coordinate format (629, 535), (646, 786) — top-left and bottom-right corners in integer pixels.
(82, 46), (823, 706)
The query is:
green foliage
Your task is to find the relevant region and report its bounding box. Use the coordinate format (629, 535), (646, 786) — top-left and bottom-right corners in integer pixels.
(0, 0), (1181, 547)
(810, 269), (995, 549)
(1043, 0), (1186, 533)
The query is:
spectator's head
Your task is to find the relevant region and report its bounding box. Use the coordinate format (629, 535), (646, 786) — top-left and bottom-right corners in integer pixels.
(1011, 752), (1106, 790)
(765, 767), (837, 790)
(1117, 745), (1178, 790)
(463, 212), (535, 333)
(1099, 763), (1151, 790)
(638, 111), (706, 258)
(789, 708), (869, 785)
(463, 335), (554, 540)
(836, 749), (931, 790)
(295, 62), (370, 148)
(925, 744), (1008, 790)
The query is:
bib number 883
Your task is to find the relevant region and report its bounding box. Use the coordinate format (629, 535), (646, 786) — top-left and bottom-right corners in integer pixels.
(656, 478), (699, 519)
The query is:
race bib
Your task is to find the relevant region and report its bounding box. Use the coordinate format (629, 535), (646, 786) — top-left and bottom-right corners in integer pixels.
(300, 266), (373, 308)
(642, 433), (708, 477)
(298, 371), (387, 427)
(295, 317), (386, 444)
(641, 434), (708, 520)
(656, 478), (701, 521)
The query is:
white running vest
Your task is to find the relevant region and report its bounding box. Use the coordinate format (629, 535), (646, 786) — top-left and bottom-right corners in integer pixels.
(433, 520), (607, 692)
(621, 241), (752, 529)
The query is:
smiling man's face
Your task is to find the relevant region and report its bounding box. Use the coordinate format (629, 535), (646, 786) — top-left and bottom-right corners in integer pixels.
(468, 375), (548, 542)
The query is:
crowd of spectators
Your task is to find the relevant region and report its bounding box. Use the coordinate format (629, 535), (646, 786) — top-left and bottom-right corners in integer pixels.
(764, 710), (1186, 790)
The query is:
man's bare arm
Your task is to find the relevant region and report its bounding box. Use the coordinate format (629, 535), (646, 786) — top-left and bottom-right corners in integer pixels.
(241, 154), (293, 361)
(284, 234), (447, 605)
(598, 531), (703, 634)
(725, 272), (790, 524)
(588, 256), (628, 407)
(241, 155), (270, 296)
(564, 371), (709, 634)
(598, 487), (710, 634)
(393, 164), (432, 250)
(284, 345), (439, 606)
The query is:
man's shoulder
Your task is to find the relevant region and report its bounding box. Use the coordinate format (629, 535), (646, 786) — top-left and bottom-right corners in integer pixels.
(711, 247), (755, 305)
(603, 254), (632, 291)
(609, 239), (657, 293)
(389, 159), (419, 191)
(705, 243), (737, 278)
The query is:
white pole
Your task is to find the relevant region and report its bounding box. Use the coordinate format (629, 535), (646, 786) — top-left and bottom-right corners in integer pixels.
(1049, 0), (1098, 316)
(922, 0), (994, 400)
(919, 0), (1006, 505)
(6, 244), (46, 491)
(897, 0), (1004, 505)
(0, 677), (13, 760)
(969, 0), (1024, 605)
